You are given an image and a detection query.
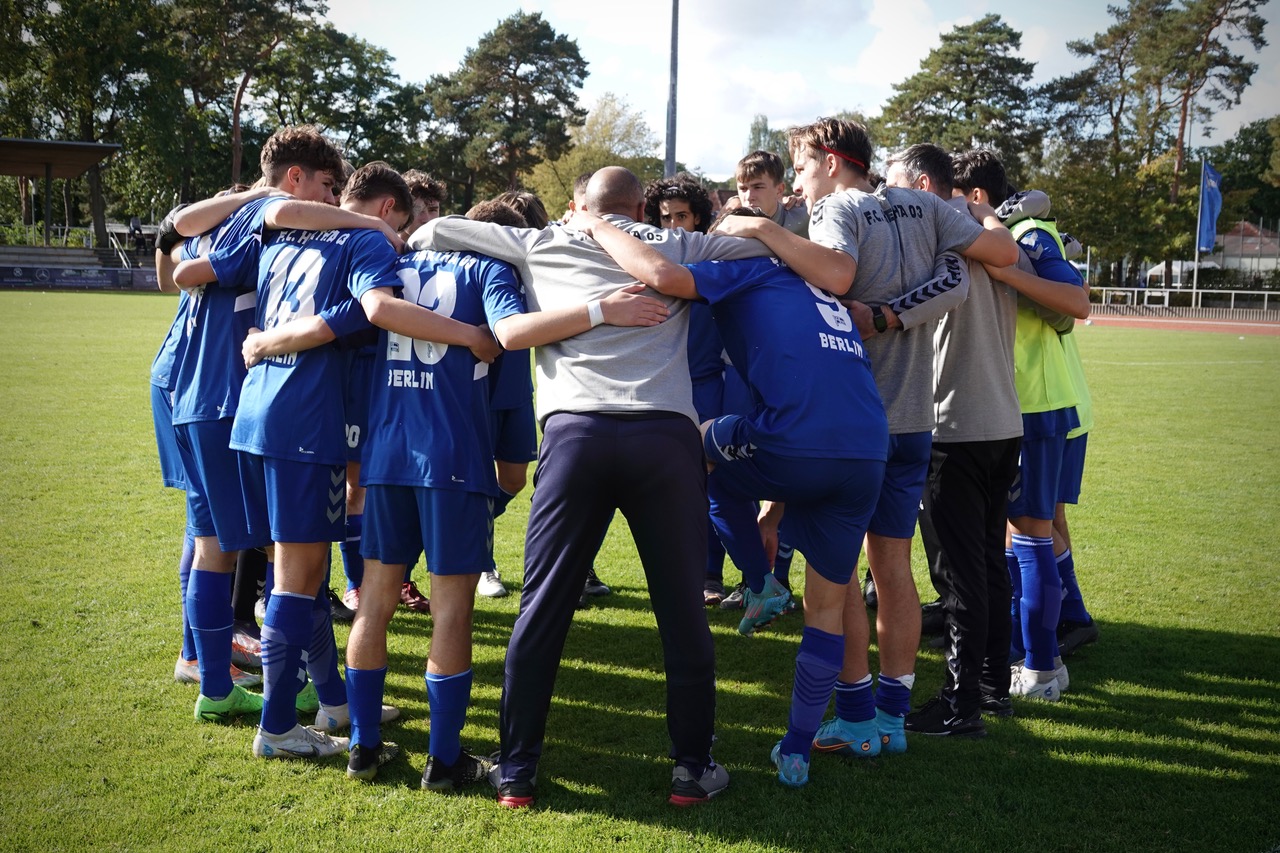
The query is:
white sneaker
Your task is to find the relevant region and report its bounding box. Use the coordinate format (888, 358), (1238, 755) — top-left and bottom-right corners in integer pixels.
(314, 702), (402, 733)
(477, 570), (508, 598)
(1009, 664), (1061, 702)
(1052, 657), (1070, 693)
(252, 724), (349, 759)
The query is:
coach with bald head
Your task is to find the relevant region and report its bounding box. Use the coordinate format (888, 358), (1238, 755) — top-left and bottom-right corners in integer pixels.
(410, 166), (770, 807)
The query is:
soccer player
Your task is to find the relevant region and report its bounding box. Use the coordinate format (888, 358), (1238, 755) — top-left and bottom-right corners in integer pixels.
(714, 118), (1017, 768)
(976, 177), (1091, 700)
(882, 145), (1023, 736)
(578, 206), (889, 788)
(732, 150), (809, 236)
(412, 166), (771, 807)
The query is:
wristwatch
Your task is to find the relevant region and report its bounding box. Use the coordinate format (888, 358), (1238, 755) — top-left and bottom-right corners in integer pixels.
(871, 305), (888, 333)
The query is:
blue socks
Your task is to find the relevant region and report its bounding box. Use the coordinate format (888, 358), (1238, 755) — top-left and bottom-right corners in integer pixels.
(1006, 548), (1025, 661)
(834, 674), (874, 723)
(260, 591), (310, 734)
(187, 567), (233, 699)
(774, 541), (795, 588)
(426, 669), (474, 765)
(780, 627), (843, 758)
(178, 534), (196, 662)
(346, 666), (387, 749)
(1013, 533), (1061, 671)
(876, 673), (914, 719)
(308, 581), (346, 707)
(340, 513), (364, 590)
(708, 476), (771, 593)
(1056, 548), (1091, 623)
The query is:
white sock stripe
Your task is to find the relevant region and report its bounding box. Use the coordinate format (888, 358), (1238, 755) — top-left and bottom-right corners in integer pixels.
(1056, 548), (1072, 562)
(1011, 534), (1053, 547)
(274, 590), (312, 601)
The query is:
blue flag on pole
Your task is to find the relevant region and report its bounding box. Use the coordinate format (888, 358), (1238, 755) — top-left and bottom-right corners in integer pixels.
(1198, 162), (1223, 253)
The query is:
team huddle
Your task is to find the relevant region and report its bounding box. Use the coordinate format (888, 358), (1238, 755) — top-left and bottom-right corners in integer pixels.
(150, 117), (1096, 805)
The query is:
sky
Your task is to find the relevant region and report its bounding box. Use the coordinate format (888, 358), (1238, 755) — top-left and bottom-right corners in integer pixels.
(323, 0), (1280, 181)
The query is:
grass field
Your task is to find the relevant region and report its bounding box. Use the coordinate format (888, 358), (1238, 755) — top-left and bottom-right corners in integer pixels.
(0, 291), (1277, 853)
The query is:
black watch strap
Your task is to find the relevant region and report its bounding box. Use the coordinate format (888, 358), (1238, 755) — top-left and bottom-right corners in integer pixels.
(872, 305), (888, 333)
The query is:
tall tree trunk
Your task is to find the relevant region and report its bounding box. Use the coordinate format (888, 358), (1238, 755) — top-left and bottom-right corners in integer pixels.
(86, 163), (107, 248)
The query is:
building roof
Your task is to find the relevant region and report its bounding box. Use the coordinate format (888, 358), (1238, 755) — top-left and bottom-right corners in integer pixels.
(0, 138), (121, 179)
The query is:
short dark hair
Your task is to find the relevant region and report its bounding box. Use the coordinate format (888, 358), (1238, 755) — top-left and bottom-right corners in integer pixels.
(951, 149), (1009, 203)
(259, 125), (344, 185)
(709, 206), (766, 234)
(466, 200), (527, 228)
(402, 169), (447, 205)
(573, 172), (595, 196)
(493, 191), (549, 229)
(736, 150), (785, 185)
(341, 161), (413, 221)
(886, 143), (954, 196)
(788, 118), (873, 179)
(643, 177), (713, 234)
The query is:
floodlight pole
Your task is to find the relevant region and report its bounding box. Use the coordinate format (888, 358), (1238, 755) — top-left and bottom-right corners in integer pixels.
(664, 0), (678, 178)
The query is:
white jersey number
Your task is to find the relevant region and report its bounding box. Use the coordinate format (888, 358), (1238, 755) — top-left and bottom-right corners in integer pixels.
(806, 282), (854, 333)
(262, 245), (325, 330)
(385, 267), (458, 366)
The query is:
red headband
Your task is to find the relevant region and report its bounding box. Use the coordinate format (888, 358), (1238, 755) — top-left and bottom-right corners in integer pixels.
(819, 145), (867, 171)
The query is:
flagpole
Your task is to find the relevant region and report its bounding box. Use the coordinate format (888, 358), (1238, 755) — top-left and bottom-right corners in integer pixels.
(1193, 157), (1204, 309)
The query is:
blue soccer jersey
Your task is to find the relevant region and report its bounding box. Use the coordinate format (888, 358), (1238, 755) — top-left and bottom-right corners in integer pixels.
(359, 248), (526, 493)
(209, 225), (402, 465)
(150, 291), (190, 391)
(169, 198), (286, 425)
(688, 256), (888, 461)
(485, 272), (533, 412)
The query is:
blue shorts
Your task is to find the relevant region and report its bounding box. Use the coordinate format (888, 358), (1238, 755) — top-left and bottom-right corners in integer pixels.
(241, 454), (344, 544)
(1058, 433), (1088, 505)
(1009, 409), (1078, 520)
(174, 419), (264, 551)
(344, 350), (376, 464)
(362, 485), (495, 574)
(868, 431), (932, 539)
(151, 383), (186, 490)
(491, 401), (538, 464)
(703, 416), (883, 585)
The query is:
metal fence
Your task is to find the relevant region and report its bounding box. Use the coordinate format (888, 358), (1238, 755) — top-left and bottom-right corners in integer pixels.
(1091, 288), (1280, 319)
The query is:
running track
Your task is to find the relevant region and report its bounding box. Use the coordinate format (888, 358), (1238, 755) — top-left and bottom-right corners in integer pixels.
(1086, 315), (1280, 336)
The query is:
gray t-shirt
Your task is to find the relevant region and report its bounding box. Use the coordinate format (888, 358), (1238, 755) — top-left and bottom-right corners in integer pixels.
(772, 200), (809, 237)
(411, 215), (769, 425)
(808, 187), (983, 433)
(932, 198), (1023, 443)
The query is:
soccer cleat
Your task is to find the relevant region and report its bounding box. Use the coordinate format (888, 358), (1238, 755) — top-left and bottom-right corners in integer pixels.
(477, 570), (508, 599)
(862, 570), (878, 609)
(876, 708), (907, 754)
(703, 580), (725, 608)
(252, 724), (349, 759)
(769, 741), (809, 787)
(1009, 664), (1061, 702)
(347, 741), (401, 781)
(979, 694), (1015, 717)
(1057, 619), (1099, 656)
(400, 581), (431, 614)
(813, 717), (880, 758)
(254, 596), (267, 622)
(920, 598), (945, 635)
(174, 658), (262, 689)
(738, 575), (791, 636)
(314, 701), (401, 733)
(719, 582), (746, 611)
(194, 684), (263, 724)
(669, 761), (729, 806)
(421, 748), (495, 792)
(328, 589), (355, 623)
(904, 695), (987, 737)
(231, 620), (263, 669)
(583, 569), (611, 597)
(295, 681), (321, 714)
(780, 594), (801, 615)
(1053, 658), (1070, 693)
(341, 587), (360, 613)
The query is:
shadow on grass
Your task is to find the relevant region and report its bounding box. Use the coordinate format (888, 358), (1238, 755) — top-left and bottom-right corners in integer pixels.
(370, 590), (1280, 852)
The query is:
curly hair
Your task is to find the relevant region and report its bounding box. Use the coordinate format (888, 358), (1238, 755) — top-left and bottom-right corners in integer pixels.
(259, 125), (345, 185)
(643, 176), (713, 234)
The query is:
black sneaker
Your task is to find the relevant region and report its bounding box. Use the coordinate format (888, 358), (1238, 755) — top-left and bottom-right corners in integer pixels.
(862, 570), (877, 609)
(1056, 618), (1099, 656)
(979, 694), (1014, 718)
(703, 580), (725, 607)
(328, 589), (355, 623)
(486, 752), (537, 808)
(669, 761), (729, 806)
(904, 695), (987, 737)
(347, 741), (401, 781)
(719, 583), (746, 611)
(583, 569), (611, 597)
(421, 748), (495, 792)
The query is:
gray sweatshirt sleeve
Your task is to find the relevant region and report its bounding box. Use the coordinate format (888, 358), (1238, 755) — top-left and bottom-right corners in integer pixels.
(889, 250), (970, 331)
(409, 215), (540, 264)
